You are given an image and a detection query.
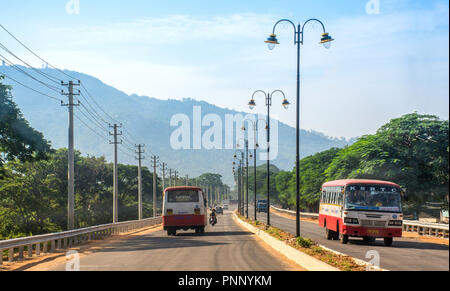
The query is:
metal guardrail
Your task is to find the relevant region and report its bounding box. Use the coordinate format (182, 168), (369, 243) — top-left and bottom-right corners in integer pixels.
(0, 217), (162, 265)
(270, 206), (449, 239)
(271, 205), (319, 219)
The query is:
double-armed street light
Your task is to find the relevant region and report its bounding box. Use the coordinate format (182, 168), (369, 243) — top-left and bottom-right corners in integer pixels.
(241, 118), (268, 221)
(265, 18), (334, 237)
(248, 90), (290, 225)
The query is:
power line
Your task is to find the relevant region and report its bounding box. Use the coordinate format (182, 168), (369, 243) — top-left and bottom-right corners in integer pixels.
(73, 112), (109, 143)
(0, 70), (63, 102)
(0, 52), (61, 93)
(0, 23), (77, 81)
(0, 41), (61, 84)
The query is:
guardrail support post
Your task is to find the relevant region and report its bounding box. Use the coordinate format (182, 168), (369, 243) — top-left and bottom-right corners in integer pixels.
(27, 245), (33, 257)
(36, 244), (40, 256)
(57, 239), (62, 250)
(8, 248), (14, 262)
(18, 246), (24, 259)
(51, 240), (56, 252)
(43, 241), (48, 254)
(0, 249), (3, 265)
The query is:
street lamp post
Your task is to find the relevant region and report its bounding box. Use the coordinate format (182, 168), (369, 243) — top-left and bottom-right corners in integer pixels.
(265, 19), (334, 237)
(237, 139), (250, 219)
(242, 118), (267, 221)
(233, 150), (245, 216)
(248, 90), (290, 226)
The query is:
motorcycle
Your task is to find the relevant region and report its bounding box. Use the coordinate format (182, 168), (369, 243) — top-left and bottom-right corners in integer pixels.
(209, 215), (217, 226)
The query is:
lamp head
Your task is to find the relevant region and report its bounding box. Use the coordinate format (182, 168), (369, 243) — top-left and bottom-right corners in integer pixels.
(282, 98), (290, 110)
(248, 99), (256, 110)
(265, 33), (279, 50)
(320, 33), (334, 49)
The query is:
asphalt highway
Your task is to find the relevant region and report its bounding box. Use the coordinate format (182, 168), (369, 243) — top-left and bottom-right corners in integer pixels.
(47, 210), (299, 271)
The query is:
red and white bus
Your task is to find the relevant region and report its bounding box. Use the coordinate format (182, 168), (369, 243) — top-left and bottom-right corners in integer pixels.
(319, 179), (405, 246)
(162, 186), (208, 236)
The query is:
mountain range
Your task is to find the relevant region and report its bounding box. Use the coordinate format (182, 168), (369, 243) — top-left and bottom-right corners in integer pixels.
(0, 65), (355, 185)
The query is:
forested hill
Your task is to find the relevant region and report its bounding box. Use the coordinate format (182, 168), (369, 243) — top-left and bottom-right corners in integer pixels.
(0, 65), (354, 184)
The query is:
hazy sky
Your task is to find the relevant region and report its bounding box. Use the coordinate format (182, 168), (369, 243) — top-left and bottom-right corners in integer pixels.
(0, 0), (448, 138)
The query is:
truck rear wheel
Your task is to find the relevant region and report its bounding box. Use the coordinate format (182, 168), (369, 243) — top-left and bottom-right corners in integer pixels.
(326, 228), (333, 240)
(384, 237), (393, 246)
(340, 234), (349, 244)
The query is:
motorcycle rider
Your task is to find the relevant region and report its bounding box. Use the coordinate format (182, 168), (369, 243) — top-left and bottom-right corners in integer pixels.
(210, 208), (217, 225)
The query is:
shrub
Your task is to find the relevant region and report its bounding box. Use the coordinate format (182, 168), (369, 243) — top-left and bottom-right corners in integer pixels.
(296, 236), (313, 248)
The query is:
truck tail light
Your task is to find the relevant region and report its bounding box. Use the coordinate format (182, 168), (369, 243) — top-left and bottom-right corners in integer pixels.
(166, 209), (173, 216)
(194, 208), (201, 215)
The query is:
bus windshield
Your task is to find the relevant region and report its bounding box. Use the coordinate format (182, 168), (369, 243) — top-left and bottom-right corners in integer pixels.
(167, 190), (199, 203)
(345, 185), (402, 212)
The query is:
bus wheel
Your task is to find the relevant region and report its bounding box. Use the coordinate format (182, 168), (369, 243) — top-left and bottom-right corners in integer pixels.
(384, 237), (393, 246)
(340, 233), (349, 244)
(326, 228), (333, 240)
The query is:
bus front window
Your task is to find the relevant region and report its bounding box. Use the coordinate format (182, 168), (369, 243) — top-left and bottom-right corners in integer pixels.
(345, 186), (402, 212)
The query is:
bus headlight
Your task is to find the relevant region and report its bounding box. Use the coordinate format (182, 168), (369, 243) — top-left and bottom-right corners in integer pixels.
(344, 217), (359, 224)
(389, 220), (403, 226)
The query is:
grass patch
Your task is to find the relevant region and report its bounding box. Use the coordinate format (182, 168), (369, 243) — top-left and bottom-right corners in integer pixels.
(237, 213), (366, 271)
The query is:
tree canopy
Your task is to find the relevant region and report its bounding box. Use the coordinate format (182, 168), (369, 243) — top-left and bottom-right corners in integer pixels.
(0, 76), (52, 177)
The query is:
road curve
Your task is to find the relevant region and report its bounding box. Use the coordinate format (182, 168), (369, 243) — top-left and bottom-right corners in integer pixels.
(248, 206), (449, 271)
(46, 210), (300, 271)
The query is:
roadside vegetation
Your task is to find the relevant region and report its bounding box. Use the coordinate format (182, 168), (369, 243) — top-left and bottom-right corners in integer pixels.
(246, 113), (449, 217)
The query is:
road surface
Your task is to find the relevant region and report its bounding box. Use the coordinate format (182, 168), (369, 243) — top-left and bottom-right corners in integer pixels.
(46, 210), (300, 271)
(247, 206), (449, 271)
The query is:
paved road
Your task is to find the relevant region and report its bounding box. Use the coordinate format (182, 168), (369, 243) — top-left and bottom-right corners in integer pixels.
(48, 210), (298, 271)
(245, 206), (449, 271)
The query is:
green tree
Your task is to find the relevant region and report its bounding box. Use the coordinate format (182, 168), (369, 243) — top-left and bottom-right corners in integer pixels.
(0, 76), (52, 178)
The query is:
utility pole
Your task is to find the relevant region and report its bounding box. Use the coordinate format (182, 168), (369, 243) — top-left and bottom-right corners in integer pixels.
(61, 80), (80, 230)
(161, 163), (167, 192)
(186, 175), (189, 186)
(152, 156), (159, 217)
(245, 140), (248, 219)
(174, 170), (179, 187)
(136, 144), (145, 220)
(109, 123), (122, 223)
(169, 168), (172, 187)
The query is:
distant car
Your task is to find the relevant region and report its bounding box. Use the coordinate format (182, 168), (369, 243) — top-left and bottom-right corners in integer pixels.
(223, 204), (229, 210)
(256, 200), (268, 213)
(215, 206), (223, 214)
